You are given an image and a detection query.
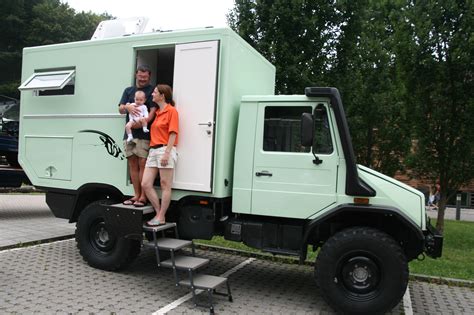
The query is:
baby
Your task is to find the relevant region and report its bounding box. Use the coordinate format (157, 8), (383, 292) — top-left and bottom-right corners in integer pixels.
(125, 90), (149, 143)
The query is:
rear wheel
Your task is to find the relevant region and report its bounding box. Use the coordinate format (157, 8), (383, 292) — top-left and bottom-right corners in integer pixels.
(315, 226), (408, 315)
(75, 199), (141, 271)
(6, 153), (20, 167)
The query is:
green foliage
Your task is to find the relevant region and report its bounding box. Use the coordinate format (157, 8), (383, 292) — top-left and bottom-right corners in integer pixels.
(229, 0), (474, 217)
(393, 0), (474, 232)
(0, 0), (111, 98)
(228, 0), (338, 94)
(409, 220), (474, 280)
(327, 0), (411, 176)
(229, 0), (412, 176)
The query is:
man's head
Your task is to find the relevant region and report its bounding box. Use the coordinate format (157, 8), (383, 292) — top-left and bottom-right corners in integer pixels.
(134, 90), (146, 105)
(135, 64), (151, 88)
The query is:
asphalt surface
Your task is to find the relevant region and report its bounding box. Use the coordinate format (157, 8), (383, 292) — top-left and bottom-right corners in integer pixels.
(0, 193), (473, 314)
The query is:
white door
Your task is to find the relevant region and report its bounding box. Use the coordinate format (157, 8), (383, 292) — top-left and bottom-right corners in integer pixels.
(172, 41), (219, 192)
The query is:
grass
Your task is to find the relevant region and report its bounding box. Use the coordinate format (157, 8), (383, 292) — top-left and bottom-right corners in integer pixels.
(197, 219), (474, 281)
(409, 219), (474, 281)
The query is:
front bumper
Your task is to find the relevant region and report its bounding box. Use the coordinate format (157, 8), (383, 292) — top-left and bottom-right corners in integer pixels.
(424, 222), (443, 258)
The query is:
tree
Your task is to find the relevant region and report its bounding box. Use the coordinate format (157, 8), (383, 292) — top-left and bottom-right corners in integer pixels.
(228, 0), (338, 94)
(394, 0), (474, 233)
(0, 0), (111, 98)
(328, 0), (411, 176)
(229, 0), (412, 176)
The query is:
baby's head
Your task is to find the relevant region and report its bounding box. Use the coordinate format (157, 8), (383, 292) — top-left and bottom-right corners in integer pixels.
(134, 90), (146, 105)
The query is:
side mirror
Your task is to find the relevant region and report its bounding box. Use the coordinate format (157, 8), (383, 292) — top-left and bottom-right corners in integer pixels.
(301, 112), (314, 147)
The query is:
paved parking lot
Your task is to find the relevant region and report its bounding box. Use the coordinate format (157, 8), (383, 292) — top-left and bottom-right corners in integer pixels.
(0, 194), (74, 249)
(0, 239), (400, 314)
(0, 193), (473, 314)
(1, 239), (473, 314)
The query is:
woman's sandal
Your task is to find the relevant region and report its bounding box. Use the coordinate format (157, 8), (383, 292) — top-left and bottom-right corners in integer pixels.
(123, 199), (137, 205)
(146, 217), (166, 226)
(133, 200), (147, 207)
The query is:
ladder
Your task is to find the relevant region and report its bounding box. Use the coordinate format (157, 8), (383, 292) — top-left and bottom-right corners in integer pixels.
(142, 223), (233, 314)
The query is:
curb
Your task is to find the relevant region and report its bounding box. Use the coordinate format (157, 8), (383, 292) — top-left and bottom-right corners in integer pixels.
(0, 235), (74, 252)
(410, 273), (474, 288)
(195, 243), (474, 288)
(0, 185), (43, 194)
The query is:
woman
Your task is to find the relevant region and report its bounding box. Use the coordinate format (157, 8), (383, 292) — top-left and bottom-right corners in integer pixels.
(142, 84), (179, 226)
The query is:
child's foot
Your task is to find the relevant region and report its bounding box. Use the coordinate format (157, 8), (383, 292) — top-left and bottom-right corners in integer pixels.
(143, 127), (149, 133)
(127, 136), (133, 143)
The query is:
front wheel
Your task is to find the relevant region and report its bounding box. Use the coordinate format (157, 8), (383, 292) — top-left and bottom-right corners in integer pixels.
(315, 226), (408, 315)
(75, 199), (141, 271)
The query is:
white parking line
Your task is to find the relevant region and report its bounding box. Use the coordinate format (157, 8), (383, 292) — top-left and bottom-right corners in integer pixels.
(403, 285), (413, 315)
(153, 257), (256, 315)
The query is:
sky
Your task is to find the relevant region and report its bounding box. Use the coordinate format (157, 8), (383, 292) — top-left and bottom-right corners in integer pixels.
(61, 0), (235, 31)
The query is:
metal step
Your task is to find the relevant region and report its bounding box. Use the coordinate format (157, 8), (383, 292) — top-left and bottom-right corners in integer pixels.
(160, 255), (209, 270)
(110, 202), (155, 214)
(142, 222), (177, 232)
(143, 238), (192, 251)
(179, 274), (227, 290)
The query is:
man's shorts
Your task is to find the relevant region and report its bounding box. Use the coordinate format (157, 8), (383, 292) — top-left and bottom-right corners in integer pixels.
(146, 146), (178, 169)
(123, 139), (150, 159)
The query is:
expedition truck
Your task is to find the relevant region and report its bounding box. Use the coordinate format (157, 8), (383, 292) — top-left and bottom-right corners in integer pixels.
(18, 26), (442, 314)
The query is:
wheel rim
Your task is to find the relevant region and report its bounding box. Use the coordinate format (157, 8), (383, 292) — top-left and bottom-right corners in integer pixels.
(337, 251), (382, 301)
(89, 217), (116, 254)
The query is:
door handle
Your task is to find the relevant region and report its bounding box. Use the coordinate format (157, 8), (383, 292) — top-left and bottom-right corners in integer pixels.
(198, 122), (213, 127)
(256, 171), (272, 177)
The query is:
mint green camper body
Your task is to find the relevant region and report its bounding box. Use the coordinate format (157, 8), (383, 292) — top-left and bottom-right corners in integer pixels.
(19, 27), (442, 315)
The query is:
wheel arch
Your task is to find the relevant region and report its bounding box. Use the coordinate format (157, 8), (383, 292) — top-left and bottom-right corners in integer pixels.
(304, 204), (425, 261)
(44, 183), (124, 223)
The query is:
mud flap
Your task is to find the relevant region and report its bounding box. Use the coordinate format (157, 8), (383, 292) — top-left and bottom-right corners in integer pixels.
(103, 203), (153, 240)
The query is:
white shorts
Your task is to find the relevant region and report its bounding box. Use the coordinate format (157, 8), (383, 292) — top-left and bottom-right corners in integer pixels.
(145, 147), (177, 169)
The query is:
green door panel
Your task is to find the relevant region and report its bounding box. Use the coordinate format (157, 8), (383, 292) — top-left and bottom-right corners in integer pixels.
(251, 102), (338, 218)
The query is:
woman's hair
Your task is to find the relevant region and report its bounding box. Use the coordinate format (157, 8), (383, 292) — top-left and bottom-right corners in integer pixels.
(157, 84), (175, 106)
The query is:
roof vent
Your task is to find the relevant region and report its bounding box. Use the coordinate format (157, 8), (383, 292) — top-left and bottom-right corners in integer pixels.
(91, 17), (148, 40)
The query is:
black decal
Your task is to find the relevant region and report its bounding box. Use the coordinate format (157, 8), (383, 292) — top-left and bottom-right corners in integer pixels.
(79, 130), (125, 160)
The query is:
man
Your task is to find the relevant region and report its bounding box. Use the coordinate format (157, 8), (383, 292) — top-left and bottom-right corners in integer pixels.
(118, 65), (157, 207)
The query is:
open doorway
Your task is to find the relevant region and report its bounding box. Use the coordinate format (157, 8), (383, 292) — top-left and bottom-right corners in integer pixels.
(136, 46), (175, 87)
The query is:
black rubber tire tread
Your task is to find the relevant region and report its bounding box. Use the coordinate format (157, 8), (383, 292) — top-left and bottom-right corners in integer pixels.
(75, 199), (141, 271)
(6, 153), (20, 167)
(315, 226), (408, 315)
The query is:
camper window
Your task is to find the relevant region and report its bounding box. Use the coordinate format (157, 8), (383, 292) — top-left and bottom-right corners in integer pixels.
(19, 69), (75, 96)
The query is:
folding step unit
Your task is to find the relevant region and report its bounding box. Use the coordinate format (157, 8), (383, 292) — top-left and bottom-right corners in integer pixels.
(143, 223), (232, 314)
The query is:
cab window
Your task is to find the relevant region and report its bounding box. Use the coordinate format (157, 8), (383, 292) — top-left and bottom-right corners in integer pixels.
(263, 106), (312, 153)
(313, 104), (333, 154)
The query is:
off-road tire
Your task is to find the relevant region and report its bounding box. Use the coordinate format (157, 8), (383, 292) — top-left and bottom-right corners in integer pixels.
(75, 199), (141, 271)
(6, 153), (20, 167)
(315, 226), (408, 314)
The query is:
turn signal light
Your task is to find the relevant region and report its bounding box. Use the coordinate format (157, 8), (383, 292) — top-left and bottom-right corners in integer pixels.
(199, 200), (209, 205)
(354, 198), (370, 204)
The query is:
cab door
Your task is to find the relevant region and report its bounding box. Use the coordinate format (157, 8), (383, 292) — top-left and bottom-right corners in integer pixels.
(251, 102), (338, 218)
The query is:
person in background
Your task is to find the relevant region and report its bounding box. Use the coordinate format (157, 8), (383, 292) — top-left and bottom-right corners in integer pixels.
(118, 65), (156, 207)
(141, 84), (179, 226)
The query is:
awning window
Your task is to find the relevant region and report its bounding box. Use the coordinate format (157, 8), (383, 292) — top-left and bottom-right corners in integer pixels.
(19, 70), (75, 91)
